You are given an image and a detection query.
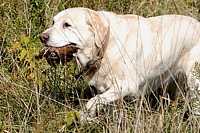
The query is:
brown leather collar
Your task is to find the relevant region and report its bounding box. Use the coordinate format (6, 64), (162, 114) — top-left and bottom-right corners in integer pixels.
(75, 27), (110, 79)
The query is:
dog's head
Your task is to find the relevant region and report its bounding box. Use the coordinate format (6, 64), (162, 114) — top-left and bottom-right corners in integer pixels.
(39, 8), (110, 66)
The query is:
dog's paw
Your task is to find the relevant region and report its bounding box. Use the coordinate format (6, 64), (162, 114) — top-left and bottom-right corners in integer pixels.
(79, 110), (94, 124)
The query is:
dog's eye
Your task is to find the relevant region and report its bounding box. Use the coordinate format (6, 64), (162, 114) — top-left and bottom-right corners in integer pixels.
(52, 21), (54, 26)
(64, 22), (71, 28)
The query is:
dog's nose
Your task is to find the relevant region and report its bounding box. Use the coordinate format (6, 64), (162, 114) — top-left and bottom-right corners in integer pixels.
(39, 33), (49, 44)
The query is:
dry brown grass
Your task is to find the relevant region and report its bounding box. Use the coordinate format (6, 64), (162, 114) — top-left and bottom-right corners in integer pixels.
(0, 0), (200, 132)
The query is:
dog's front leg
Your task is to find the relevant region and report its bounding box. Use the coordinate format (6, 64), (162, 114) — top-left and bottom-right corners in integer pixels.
(80, 82), (131, 123)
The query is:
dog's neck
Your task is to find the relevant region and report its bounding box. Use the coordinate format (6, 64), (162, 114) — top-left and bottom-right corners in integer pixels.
(75, 27), (110, 79)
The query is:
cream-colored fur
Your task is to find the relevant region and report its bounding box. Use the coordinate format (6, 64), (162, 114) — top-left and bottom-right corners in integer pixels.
(41, 7), (200, 122)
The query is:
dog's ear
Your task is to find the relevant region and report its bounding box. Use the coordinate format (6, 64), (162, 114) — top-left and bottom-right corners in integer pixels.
(86, 12), (110, 48)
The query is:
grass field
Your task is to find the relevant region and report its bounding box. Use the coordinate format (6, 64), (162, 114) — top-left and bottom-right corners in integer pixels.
(0, 0), (200, 132)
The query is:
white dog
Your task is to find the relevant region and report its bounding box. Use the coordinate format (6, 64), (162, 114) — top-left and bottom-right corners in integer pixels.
(40, 7), (200, 122)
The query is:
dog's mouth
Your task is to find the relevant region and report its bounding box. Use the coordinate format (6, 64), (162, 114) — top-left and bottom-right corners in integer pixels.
(39, 44), (79, 67)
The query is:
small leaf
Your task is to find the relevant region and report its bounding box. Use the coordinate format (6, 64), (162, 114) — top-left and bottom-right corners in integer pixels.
(20, 34), (26, 44)
(66, 111), (80, 125)
(27, 48), (33, 59)
(19, 48), (27, 61)
(24, 36), (30, 44)
(29, 61), (35, 69)
(66, 112), (73, 125)
(74, 112), (80, 121)
(0, 121), (6, 131)
(28, 72), (35, 79)
(10, 42), (21, 51)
